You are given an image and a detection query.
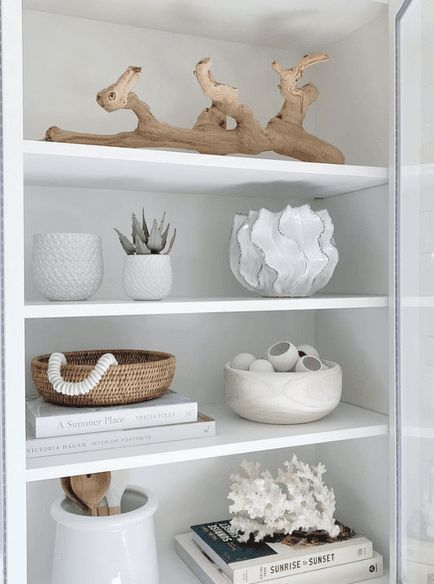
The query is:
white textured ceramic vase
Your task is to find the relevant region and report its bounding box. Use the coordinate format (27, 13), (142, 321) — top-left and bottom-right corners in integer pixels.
(225, 360), (342, 424)
(32, 233), (103, 301)
(230, 204), (338, 297)
(51, 487), (159, 584)
(123, 255), (172, 300)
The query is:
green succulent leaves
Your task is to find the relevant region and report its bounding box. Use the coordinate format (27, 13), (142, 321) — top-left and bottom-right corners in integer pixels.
(115, 210), (176, 255)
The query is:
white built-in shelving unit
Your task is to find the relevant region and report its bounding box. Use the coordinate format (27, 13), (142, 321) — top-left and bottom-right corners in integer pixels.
(1, 0), (396, 582)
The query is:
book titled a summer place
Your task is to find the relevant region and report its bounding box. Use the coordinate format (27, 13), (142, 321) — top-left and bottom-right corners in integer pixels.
(190, 521), (373, 584)
(27, 390), (198, 437)
(26, 413), (215, 458)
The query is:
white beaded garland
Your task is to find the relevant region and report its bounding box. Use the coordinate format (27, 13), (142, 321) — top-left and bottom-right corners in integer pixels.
(47, 352), (118, 396)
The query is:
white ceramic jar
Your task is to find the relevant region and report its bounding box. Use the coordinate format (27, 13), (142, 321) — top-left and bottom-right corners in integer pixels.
(32, 233), (104, 301)
(123, 255), (172, 300)
(51, 486), (159, 584)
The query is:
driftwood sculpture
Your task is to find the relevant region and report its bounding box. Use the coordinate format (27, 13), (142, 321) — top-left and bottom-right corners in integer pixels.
(45, 54), (345, 164)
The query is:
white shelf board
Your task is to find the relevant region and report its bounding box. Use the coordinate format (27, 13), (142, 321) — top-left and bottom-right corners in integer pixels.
(26, 402), (388, 482)
(23, 140), (388, 199)
(25, 294), (388, 319)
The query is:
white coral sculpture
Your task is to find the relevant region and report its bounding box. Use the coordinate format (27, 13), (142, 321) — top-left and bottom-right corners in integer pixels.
(228, 454), (340, 542)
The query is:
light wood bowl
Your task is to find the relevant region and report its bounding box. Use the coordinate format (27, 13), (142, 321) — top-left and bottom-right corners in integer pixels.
(224, 360), (342, 424)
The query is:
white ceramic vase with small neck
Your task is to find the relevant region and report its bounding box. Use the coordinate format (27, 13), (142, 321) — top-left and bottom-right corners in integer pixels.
(123, 254), (172, 300)
(51, 486), (159, 584)
(32, 233), (104, 301)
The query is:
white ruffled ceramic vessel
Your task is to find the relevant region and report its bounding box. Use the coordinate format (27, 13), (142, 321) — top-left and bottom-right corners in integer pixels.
(32, 233), (103, 301)
(230, 204), (338, 297)
(51, 486), (158, 584)
(123, 255), (172, 300)
(225, 360), (342, 424)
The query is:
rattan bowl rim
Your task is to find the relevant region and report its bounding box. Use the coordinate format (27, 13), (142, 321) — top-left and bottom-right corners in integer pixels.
(31, 349), (176, 371)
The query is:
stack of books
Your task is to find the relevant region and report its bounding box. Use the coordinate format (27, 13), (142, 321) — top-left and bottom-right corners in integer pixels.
(26, 391), (216, 458)
(175, 520), (384, 584)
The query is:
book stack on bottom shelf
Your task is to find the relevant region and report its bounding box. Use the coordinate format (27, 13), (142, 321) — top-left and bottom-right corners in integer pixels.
(176, 520), (384, 584)
(26, 390), (216, 458)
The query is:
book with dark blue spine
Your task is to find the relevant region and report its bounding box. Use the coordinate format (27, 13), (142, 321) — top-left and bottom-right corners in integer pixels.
(190, 520), (373, 584)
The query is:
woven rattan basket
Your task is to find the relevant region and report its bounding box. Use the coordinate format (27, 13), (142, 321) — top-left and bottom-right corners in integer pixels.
(31, 349), (176, 407)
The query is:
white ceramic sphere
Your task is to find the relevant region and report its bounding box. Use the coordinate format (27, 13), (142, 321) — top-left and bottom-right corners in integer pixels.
(297, 344), (320, 359)
(249, 359), (275, 372)
(295, 355), (323, 372)
(267, 341), (299, 372)
(231, 353), (256, 371)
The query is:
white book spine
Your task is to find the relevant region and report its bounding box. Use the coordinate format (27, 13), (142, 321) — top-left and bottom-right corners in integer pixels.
(30, 401), (198, 437)
(175, 534), (383, 584)
(26, 417), (215, 458)
(232, 541), (373, 584)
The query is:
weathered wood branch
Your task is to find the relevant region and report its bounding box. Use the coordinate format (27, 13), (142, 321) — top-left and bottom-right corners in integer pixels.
(45, 56), (345, 164)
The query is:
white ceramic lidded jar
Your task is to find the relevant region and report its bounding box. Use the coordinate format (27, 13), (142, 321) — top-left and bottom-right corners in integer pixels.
(51, 486), (159, 584)
(32, 233), (104, 301)
(123, 254), (172, 300)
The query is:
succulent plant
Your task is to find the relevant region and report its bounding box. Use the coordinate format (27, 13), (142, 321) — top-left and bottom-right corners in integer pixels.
(115, 210), (176, 255)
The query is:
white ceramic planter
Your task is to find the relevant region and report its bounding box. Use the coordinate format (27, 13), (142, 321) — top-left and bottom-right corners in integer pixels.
(32, 233), (104, 301)
(123, 255), (172, 300)
(51, 486), (159, 584)
(224, 360), (342, 424)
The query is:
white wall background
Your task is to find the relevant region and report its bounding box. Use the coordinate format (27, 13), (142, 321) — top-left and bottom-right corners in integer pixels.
(22, 10), (315, 146)
(315, 13), (389, 167)
(22, 8), (388, 167)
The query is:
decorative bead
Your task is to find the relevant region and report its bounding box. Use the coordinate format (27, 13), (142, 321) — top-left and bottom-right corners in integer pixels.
(231, 353), (256, 371)
(297, 344), (320, 359)
(267, 341), (299, 372)
(295, 355), (323, 372)
(249, 359), (275, 372)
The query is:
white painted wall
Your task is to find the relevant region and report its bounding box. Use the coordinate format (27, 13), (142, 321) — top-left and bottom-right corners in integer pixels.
(22, 10), (315, 146)
(315, 13), (389, 167)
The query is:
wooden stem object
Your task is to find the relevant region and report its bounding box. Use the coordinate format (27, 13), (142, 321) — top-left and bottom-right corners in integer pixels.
(45, 54), (345, 164)
(70, 472), (111, 517)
